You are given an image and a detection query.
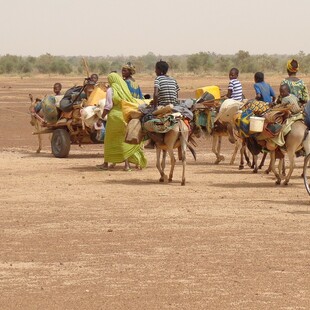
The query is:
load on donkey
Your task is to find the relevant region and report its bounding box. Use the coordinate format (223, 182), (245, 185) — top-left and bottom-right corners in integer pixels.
(29, 77), (107, 158)
(192, 86), (247, 167)
(215, 94), (310, 186)
(122, 98), (197, 186)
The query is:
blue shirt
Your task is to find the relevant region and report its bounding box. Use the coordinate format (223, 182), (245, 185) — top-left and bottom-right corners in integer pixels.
(254, 82), (275, 103)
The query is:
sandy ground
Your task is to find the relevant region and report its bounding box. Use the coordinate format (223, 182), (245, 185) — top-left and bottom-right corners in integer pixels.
(1, 75), (310, 310)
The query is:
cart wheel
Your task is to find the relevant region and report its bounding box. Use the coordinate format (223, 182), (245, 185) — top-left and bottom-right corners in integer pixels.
(303, 153), (310, 195)
(51, 129), (70, 158)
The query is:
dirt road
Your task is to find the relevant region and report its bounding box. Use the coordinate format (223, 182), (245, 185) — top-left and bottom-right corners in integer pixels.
(1, 75), (310, 309)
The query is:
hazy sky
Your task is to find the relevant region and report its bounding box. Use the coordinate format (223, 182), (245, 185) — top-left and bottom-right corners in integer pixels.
(1, 0), (310, 57)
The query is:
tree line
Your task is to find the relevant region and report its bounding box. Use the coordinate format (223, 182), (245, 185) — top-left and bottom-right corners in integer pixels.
(1, 51), (310, 75)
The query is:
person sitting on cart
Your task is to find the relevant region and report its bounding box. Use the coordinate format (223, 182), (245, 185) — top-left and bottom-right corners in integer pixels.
(34, 82), (63, 113)
(53, 83), (62, 96)
(90, 73), (99, 84)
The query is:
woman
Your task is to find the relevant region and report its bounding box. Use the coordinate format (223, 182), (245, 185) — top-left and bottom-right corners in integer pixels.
(99, 73), (147, 171)
(122, 62), (144, 99)
(280, 59), (309, 105)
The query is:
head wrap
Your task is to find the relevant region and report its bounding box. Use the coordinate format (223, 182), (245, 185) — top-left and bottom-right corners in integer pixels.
(107, 72), (137, 105)
(287, 59), (299, 73)
(122, 62), (136, 75)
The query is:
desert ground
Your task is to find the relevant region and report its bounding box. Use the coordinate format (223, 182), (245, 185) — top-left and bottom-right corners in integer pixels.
(1, 74), (310, 310)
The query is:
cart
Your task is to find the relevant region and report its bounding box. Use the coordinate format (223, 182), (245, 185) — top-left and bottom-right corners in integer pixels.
(31, 81), (105, 158)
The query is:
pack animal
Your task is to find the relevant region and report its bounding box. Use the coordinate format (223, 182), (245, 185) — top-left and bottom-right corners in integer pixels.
(148, 120), (196, 186)
(269, 121), (309, 185)
(28, 94), (45, 153)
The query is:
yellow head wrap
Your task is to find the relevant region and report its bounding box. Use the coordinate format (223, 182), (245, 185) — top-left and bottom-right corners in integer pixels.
(287, 59), (299, 73)
(107, 72), (137, 105)
(122, 62), (136, 75)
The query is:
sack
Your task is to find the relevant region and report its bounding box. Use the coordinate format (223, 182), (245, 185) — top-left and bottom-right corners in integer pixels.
(42, 96), (59, 124)
(86, 85), (106, 106)
(122, 100), (139, 123)
(125, 119), (143, 144)
(59, 86), (84, 112)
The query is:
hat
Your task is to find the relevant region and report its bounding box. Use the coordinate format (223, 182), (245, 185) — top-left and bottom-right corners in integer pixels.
(122, 62), (136, 75)
(287, 59), (299, 73)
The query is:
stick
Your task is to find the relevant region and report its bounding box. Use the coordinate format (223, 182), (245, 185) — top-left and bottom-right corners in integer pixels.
(82, 57), (90, 78)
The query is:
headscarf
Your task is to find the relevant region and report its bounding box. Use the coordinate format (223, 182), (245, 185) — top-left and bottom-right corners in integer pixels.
(287, 59), (299, 73)
(107, 72), (137, 105)
(122, 62), (136, 75)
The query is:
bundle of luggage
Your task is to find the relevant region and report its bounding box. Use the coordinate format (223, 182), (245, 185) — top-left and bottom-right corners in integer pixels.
(123, 100), (194, 145)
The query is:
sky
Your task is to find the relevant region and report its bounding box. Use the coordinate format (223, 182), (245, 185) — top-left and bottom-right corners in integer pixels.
(1, 0), (310, 57)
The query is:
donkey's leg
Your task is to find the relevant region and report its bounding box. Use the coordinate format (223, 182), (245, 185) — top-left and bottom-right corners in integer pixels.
(156, 148), (166, 183)
(239, 142), (245, 170)
(258, 152), (267, 169)
(168, 148), (176, 183)
(252, 155), (258, 173)
(283, 150), (295, 186)
(35, 121), (42, 153)
(213, 135), (224, 164)
(270, 151), (282, 185)
(180, 136), (187, 186)
(230, 139), (239, 165)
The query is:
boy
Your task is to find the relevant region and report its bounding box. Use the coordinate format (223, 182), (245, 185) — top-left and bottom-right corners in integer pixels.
(152, 60), (180, 107)
(53, 82), (62, 95)
(253, 72), (275, 103)
(226, 68), (243, 101)
(276, 84), (301, 114)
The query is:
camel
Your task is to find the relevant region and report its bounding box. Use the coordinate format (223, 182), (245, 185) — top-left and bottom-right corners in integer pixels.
(148, 119), (196, 186)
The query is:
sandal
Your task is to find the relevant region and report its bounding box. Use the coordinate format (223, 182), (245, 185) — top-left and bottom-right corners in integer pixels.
(96, 164), (109, 170)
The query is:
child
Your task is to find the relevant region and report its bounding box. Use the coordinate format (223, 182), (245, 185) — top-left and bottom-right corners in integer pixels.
(253, 72), (275, 104)
(226, 68), (243, 101)
(53, 82), (62, 95)
(277, 84), (301, 114)
(90, 73), (99, 84)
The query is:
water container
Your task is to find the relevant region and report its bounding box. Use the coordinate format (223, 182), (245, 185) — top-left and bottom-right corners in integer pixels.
(195, 85), (221, 99)
(249, 116), (265, 132)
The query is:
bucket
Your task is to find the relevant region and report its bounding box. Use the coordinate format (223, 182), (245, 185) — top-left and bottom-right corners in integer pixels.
(249, 116), (265, 132)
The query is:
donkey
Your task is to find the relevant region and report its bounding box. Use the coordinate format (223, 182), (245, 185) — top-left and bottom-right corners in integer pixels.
(270, 120), (310, 185)
(28, 94), (45, 153)
(148, 120), (196, 186)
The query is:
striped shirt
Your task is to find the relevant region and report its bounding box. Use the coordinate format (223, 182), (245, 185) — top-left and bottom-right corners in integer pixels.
(228, 79), (243, 101)
(154, 75), (180, 106)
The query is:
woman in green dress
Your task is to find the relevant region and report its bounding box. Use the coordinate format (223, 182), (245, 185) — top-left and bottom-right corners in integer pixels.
(280, 59), (309, 106)
(99, 72), (147, 171)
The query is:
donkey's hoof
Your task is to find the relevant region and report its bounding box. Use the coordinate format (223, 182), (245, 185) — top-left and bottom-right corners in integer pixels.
(283, 181), (289, 186)
(239, 165), (244, 170)
(264, 170), (270, 174)
(159, 175), (169, 183)
(181, 180), (185, 186)
(252, 169), (258, 174)
(168, 178), (173, 183)
(275, 180), (281, 185)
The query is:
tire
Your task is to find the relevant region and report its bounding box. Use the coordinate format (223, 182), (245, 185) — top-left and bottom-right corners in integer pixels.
(51, 129), (71, 158)
(303, 153), (310, 195)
